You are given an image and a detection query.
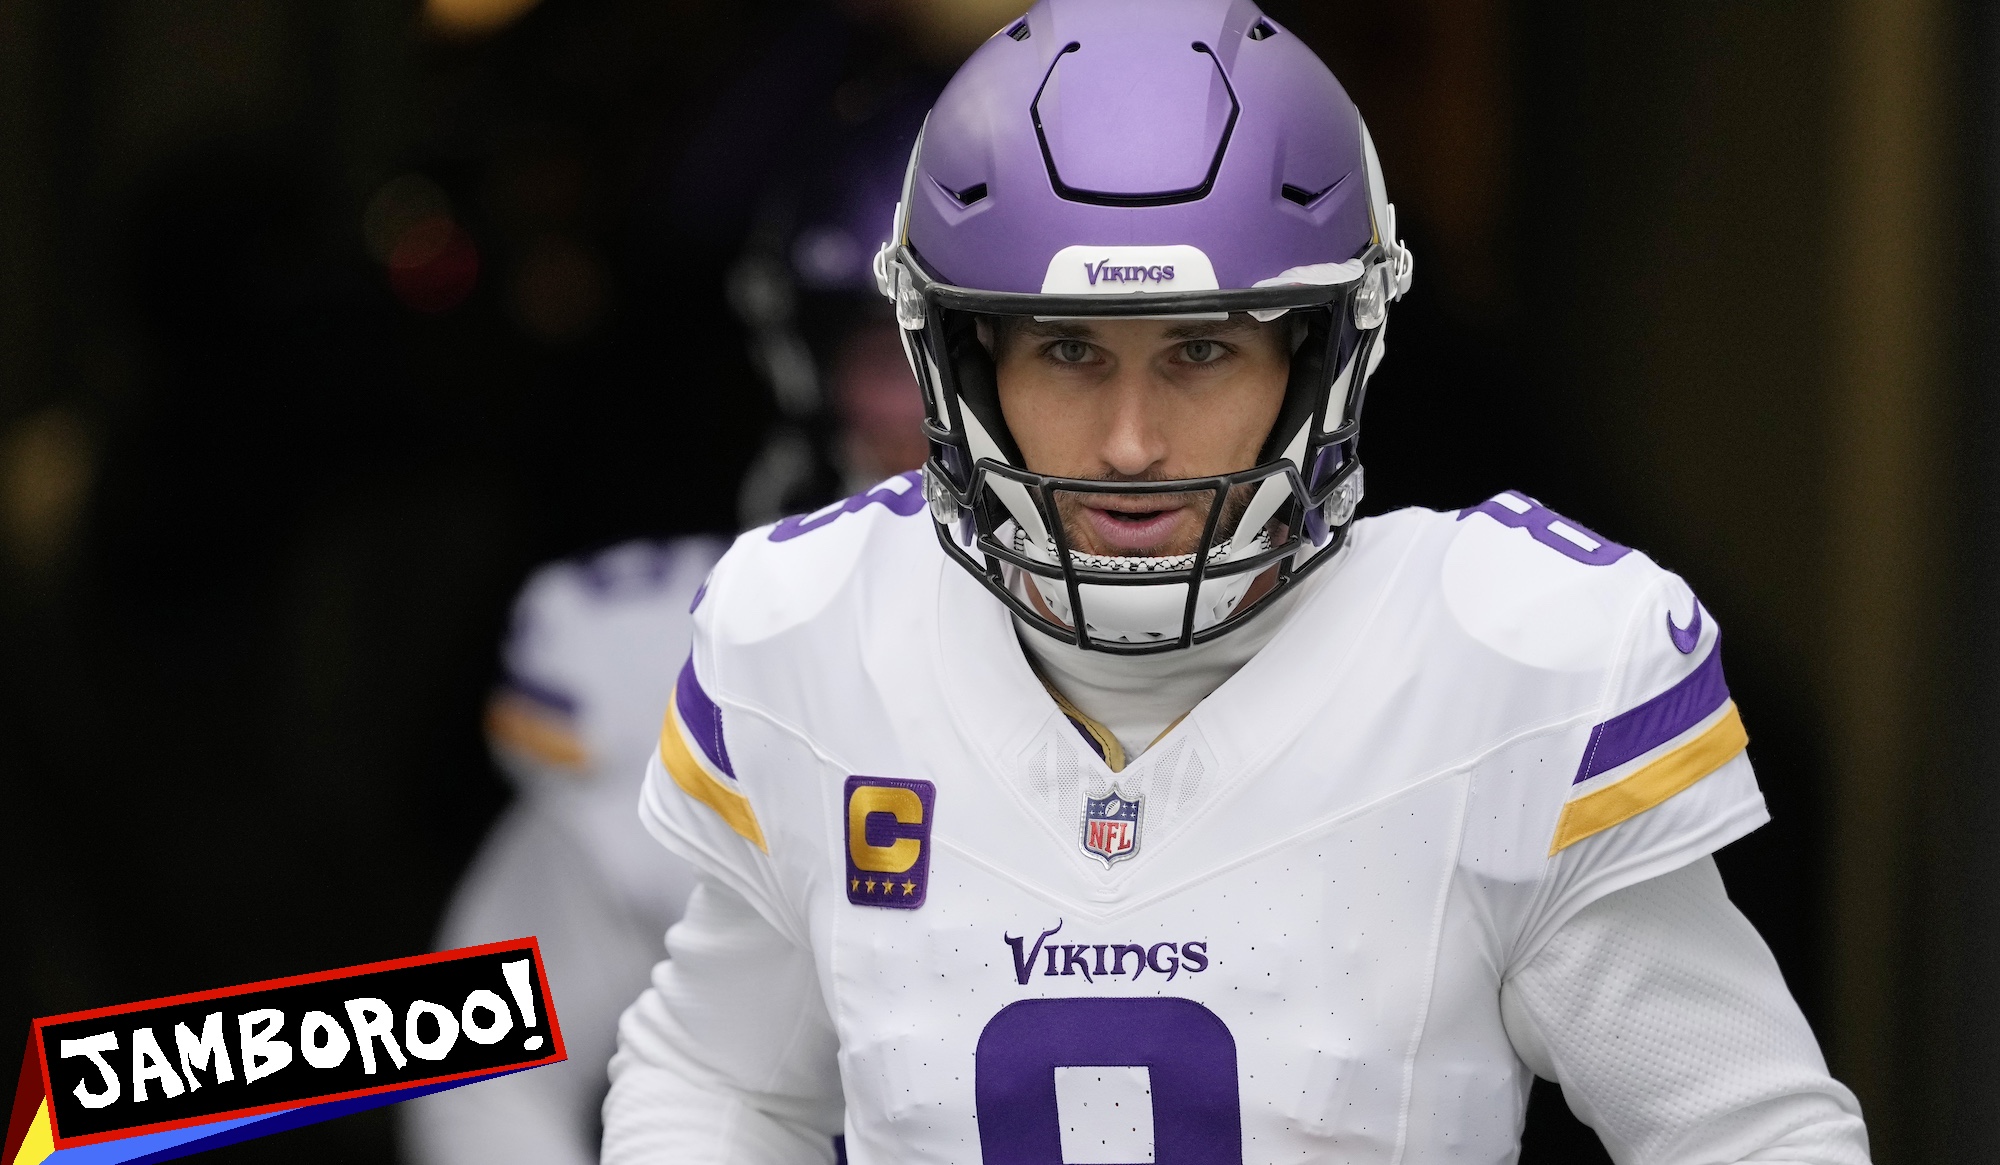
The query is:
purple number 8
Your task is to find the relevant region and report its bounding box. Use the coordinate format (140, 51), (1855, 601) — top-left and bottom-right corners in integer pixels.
(768, 471), (927, 542)
(1458, 491), (1632, 567)
(974, 998), (1241, 1165)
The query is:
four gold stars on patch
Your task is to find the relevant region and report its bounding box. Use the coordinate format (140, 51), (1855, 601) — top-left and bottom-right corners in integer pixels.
(848, 878), (919, 896)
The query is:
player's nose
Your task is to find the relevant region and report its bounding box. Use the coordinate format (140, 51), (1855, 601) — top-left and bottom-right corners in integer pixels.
(1095, 371), (1172, 479)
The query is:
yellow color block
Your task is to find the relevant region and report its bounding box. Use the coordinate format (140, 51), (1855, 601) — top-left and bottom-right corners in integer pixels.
(659, 695), (767, 852)
(10, 1100), (52, 1165)
(1550, 704), (1749, 854)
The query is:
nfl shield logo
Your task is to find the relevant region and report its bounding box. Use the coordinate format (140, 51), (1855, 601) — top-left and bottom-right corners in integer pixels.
(1081, 788), (1142, 867)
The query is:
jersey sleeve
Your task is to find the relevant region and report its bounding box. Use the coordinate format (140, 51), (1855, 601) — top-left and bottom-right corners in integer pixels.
(637, 648), (805, 945)
(603, 880), (844, 1165)
(1500, 858), (1868, 1163)
(1517, 573), (1770, 964)
(611, 560), (845, 1163)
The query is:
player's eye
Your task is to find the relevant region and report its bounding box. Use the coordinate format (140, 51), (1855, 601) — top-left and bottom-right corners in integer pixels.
(1048, 339), (1093, 364)
(1180, 339), (1226, 364)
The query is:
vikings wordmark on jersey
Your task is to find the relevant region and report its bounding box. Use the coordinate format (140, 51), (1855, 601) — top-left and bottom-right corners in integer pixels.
(637, 487), (1766, 1164)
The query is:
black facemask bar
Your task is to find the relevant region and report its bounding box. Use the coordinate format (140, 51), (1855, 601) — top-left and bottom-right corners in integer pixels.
(942, 458), (1357, 653)
(888, 242), (1387, 652)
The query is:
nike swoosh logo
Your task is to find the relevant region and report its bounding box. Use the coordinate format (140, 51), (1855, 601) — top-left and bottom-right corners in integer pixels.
(1667, 600), (1702, 654)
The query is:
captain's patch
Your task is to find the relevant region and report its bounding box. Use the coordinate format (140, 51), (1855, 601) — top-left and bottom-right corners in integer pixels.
(845, 777), (936, 909)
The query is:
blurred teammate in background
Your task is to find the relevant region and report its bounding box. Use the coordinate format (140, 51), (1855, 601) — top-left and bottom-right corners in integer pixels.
(731, 87), (936, 528)
(397, 64), (931, 1165)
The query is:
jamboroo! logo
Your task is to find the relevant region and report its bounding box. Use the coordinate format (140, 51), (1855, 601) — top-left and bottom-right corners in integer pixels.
(5, 939), (564, 1165)
(1083, 260), (1177, 286)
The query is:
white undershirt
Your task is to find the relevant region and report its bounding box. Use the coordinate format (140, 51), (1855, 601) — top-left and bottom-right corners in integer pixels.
(1015, 564), (1328, 762)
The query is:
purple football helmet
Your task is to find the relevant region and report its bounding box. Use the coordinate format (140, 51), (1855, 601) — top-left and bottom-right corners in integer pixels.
(876, 0), (1413, 653)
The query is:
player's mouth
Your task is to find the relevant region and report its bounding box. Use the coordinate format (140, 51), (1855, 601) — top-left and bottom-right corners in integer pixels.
(1073, 496), (1200, 557)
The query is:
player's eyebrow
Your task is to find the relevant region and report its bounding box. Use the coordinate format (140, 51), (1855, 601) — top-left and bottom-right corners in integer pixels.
(1013, 319), (1098, 340)
(1159, 317), (1263, 341)
(1012, 316), (1263, 342)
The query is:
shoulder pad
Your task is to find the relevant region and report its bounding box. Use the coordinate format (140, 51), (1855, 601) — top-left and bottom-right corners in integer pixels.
(494, 536), (725, 782)
(1440, 490), (1670, 673)
(698, 472), (932, 646)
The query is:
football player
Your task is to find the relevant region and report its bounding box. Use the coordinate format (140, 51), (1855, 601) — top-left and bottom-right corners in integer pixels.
(399, 537), (719, 1165)
(603, 2), (1872, 1162)
(731, 85), (938, 528)
(401, 84), (934, 1165)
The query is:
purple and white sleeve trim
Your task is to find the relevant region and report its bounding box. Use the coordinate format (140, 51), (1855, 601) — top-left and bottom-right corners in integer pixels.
(674, 656), (736, 780)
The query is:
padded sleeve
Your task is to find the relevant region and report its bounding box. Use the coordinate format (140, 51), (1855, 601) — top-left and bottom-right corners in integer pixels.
(1501, 858), (1868, 1164)
(602, 879), (845, 1165)
(638, 636), (807, 944)
(1518, 577), (1770, 961)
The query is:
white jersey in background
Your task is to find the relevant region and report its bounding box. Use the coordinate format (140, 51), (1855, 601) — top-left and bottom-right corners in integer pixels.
(402, 537), (723, 1165)
(603, 481), (1868, 1164)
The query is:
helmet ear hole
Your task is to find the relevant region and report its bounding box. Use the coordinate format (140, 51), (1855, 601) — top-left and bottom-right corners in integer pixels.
(1288, 313), (1311, 354)
(1259, 305), (1338, 463)
(941, 310), (1021, 465)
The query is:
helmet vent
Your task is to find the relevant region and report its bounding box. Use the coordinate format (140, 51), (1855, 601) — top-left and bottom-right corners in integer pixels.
(1247, 19), (1276, 41)
(1031, 37), (1240, 207)
(1006, 19), (1031, 41)
(951, 182), (989, 207)
(1281, 181), (1333, 207)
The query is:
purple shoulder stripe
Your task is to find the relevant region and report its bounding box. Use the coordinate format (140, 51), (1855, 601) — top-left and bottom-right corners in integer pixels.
(1574, 644), (1731, 784)
(675, 656), (735, 779)
(501, 672), (579, 717)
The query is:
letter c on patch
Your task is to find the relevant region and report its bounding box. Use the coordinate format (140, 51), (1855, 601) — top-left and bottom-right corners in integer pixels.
(843, 776), (936, 908)
(849, 786), (924, 873)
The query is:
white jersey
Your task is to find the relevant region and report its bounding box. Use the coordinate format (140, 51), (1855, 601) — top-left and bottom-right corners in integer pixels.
(622, 477), (1850, 1163)
(403, 537), (722, 1165)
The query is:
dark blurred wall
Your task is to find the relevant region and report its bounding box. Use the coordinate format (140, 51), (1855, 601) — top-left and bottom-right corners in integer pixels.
(1295, 0), (1977, 1160)
(1510, 0), (1970, 1161)
(1963, 4), (2000, 1163)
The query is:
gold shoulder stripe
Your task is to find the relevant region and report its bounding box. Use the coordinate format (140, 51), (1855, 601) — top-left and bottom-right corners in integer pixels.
(1549, 703), (1749, 855)
(486, 694), (589, 769)
(659, 693), (767, 852)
